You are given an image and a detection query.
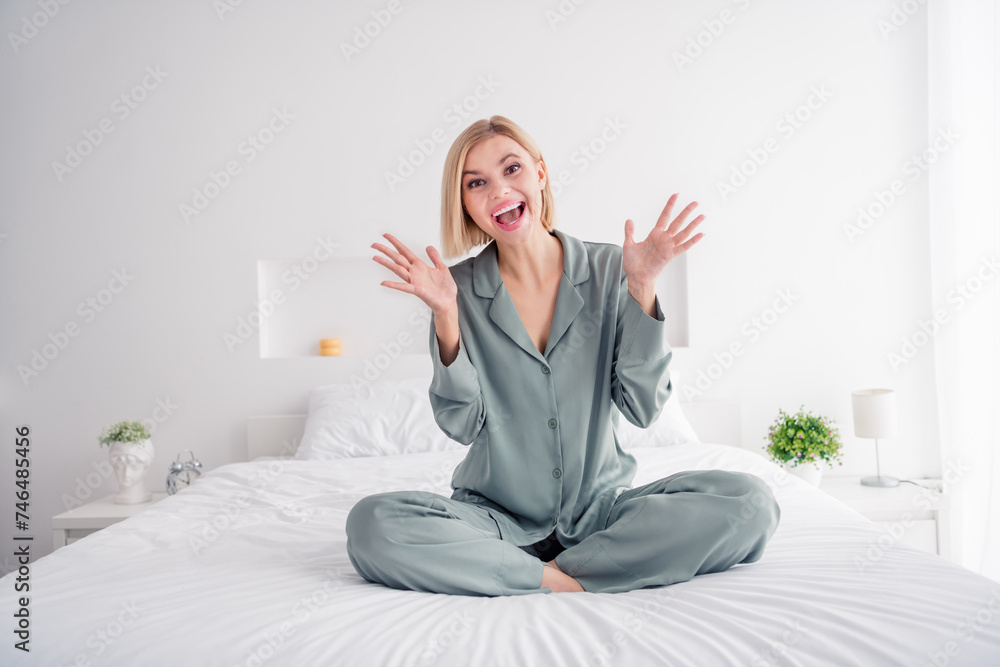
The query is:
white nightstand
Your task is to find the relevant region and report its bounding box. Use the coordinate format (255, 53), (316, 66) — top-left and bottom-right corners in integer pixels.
(52, 493), (168, 548)
(819, 476), (951, 560)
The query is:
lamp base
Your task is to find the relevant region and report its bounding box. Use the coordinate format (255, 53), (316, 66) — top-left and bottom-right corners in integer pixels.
(861, 475), (900, 488)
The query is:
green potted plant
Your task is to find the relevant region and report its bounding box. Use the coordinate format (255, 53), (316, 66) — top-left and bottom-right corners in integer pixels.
(764, 406), (843, 486)
(98, 420), (155, 504)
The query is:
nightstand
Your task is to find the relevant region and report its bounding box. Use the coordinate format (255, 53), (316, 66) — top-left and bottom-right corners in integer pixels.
(52, 493), (168, 548)
(819, 476), (951, 560)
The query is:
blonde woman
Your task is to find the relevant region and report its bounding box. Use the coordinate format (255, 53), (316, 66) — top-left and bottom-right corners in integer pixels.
(347, 115), (780, 596)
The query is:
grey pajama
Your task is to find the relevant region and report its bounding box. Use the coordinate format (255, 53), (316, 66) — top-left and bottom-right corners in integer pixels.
(346, 229), (780, 595)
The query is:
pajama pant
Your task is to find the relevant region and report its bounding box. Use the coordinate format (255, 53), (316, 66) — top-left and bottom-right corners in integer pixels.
(345, 469), (780, 596)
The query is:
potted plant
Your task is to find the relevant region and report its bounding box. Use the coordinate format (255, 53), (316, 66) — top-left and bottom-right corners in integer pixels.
(98, 420), (155, 504)
(764, 406), (843, 486)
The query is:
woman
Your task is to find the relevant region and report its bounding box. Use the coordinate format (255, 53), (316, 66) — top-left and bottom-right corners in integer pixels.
(346, 115), (780, 596)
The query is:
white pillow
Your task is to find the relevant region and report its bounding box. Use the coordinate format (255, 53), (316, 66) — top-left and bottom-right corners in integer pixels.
(295, 376), (464, 460)
(296, 371), (700, 460)
(614, 371), (701, 449)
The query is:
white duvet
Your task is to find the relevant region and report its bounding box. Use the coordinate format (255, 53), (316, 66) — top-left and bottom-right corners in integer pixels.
(3, 443), (1000, 666)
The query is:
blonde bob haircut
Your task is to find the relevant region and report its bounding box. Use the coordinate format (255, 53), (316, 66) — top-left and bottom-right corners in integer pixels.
(440, 115), (556, 258)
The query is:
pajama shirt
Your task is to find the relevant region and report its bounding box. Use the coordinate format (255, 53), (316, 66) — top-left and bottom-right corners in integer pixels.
(346, 229), (780, 595)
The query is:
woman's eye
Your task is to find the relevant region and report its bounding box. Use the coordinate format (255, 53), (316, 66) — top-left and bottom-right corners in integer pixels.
(506, 163), (521, 175)
(466, 179), (484, 189)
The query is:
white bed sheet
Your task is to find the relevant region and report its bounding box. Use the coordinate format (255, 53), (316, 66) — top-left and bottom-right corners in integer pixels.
(3, 443), (1000, 666)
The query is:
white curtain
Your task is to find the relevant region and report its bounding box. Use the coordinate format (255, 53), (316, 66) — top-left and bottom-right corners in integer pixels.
(928, 0), (999, 581)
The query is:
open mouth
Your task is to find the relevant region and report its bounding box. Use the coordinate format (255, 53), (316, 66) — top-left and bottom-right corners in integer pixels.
(492, 201), (525, 227)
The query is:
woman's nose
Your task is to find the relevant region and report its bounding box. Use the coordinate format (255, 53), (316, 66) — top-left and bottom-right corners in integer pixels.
(489, 183), (510, 199)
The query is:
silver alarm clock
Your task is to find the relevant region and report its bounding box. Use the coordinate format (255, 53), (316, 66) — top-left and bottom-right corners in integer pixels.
(167, 450), (203, 495)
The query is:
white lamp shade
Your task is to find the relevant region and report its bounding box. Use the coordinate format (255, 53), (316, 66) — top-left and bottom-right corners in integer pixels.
(851, 389), (898, 439)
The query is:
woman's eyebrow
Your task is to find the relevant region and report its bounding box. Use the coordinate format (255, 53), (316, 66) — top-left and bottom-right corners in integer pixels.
(462, 152), (521, 177)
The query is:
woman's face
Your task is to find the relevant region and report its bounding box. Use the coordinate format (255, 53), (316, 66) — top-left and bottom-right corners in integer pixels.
(460, 134), (546, 247)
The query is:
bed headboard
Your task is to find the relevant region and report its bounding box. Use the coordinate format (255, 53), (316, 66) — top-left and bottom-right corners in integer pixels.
(681, 401), (741, 448)
(247, 415), (306, 460)
(245, 401), (741, 460)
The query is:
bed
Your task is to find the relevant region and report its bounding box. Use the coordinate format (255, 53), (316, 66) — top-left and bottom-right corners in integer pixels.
(4, 378), (1000, 667)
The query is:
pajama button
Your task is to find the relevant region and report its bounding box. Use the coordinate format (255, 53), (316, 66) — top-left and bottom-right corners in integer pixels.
(552, 468), (562, 478)
(548, 419), (557, 429)
(541, 365), (550, 374)
(551, 517), (558, 527)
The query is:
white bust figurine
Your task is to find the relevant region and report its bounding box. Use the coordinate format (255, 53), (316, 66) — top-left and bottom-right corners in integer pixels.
(108, 440), (154, 504)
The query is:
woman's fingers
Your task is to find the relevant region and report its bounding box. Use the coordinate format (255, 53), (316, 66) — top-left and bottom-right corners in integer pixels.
(666, 200), (700, 236)
(672, 214), (705, 245)
(371, 241), (408, 267)
(654, 194), (701, 239)
(383, 233), (420, 265)
(373, 236), (455, 312)
(371, 254), (410, 282)
(655, 193), (679, 231)
(379, 280), (417, 295)
(673, 232), (706, 256)
(426, 245), (447, 271)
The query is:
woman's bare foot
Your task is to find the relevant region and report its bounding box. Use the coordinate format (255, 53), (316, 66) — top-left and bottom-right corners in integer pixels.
(540, 559), (585, 592)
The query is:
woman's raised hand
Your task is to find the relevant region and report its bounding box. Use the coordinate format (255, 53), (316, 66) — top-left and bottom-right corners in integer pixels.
(372, 233), (457, 316)
(622, 193), (705, 289)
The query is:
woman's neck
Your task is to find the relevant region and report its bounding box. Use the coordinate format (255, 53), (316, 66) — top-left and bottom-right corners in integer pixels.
(496, 230), (563, 286)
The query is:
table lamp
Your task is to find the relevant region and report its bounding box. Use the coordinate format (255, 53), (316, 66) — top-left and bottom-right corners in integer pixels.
(851, 388), (899, 487)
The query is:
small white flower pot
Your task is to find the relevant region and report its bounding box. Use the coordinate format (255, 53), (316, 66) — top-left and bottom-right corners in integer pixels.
(107, 439), (155, 504)
(784, 460), (824, 486)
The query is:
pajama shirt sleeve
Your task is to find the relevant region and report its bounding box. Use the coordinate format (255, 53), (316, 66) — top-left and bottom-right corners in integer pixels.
(611, 271), (673, 429)
(427, 313), (486, 445)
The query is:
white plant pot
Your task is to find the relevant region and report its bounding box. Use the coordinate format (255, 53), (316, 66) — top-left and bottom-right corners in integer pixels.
(784, 460), (824, 486)
(108, 439), (155, 504)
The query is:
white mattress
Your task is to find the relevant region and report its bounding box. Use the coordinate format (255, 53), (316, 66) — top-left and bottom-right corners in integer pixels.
(4, 443), (999, 666)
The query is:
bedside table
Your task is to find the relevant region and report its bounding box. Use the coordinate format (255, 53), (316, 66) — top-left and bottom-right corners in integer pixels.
(819, 476), (951, 560)
(52, 493), (168, 548)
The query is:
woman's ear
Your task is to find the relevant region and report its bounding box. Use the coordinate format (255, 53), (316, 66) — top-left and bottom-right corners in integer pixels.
(537, 160), (547, 189)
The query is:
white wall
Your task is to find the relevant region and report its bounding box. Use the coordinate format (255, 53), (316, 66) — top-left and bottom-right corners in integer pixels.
(0, 0), (940, 564)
